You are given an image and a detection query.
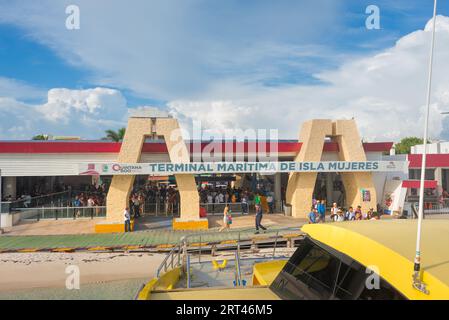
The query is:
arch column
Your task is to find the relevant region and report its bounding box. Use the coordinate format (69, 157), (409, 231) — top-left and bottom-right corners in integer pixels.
(333, 120), (377, 213)
(285, 119), (377, 219)
(96, 115), (203, 233)
(286, 119), (333, 218)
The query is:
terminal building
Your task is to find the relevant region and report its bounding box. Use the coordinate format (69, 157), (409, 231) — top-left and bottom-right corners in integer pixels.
(0, 139), (398, 209)
(1, 112), (448, 231)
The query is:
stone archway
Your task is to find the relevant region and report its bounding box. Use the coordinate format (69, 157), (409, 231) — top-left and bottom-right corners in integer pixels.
(95, 112), (205, 233)
(286, 119), (377, 218)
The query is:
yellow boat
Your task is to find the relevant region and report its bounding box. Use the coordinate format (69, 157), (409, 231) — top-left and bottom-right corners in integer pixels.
(137, 220), (449, 300)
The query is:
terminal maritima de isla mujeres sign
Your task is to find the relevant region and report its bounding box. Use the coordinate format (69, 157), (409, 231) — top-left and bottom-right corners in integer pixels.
(78, 161), (408, 176)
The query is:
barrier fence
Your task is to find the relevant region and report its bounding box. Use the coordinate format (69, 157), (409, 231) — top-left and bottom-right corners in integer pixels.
(155, 227), (302, 278)
(8, 191), (71, 211)
(142, 201), (180, 217)
(408, 199), (449, 219)
(16, 206), (107, 221)
(199, 202), (252, 215)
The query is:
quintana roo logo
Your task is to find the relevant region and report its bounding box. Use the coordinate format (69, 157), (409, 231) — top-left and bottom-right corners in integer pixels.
(112, 164), (122, 172)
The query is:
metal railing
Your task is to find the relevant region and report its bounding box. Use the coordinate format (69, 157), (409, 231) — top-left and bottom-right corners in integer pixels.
(156, 241), (184, 278)
(200, 202), (251, 215)
(15, 206), (107, 221)
(234, 251), (243, 287)
(143, 200), (180, 217)
(9, 191), (71, 210)
(155, 227), (302, 279)
(410, 201), (449, 218)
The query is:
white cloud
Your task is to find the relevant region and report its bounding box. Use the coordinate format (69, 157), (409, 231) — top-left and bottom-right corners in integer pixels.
(0, 77), (45, 101)
(168, 15), (449, 142)
(0, 0), (342, 100)
(39, 87), (127, 123)
(0, 87), (127, 139)
(1, 1), (449, 142)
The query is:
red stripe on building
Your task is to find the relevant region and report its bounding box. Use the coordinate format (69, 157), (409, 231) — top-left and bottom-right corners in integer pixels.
(0, 141), (122, 153)
(0, 141), (392, 154)
(402, 180), (437, 189)
(408, 154), (449, 168)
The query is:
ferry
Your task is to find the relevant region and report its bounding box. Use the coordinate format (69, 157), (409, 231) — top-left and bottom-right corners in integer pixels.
(137, 220), (449, 300)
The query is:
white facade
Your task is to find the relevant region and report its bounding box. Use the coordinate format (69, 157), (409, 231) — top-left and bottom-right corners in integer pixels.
(411, 141), (449, 154)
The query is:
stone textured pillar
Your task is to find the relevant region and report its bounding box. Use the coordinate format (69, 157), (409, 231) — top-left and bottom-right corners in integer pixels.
(286, 120), (333, 218)
(105, 117), (200, 225)
(333, 120), (377, 212)
(155, 118), (200, 221)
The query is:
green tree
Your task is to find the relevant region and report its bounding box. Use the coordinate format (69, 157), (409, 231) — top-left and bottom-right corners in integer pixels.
(103, 128), (126, 142)
(394, 137), (424, 154)
(32, 134), (49, 140)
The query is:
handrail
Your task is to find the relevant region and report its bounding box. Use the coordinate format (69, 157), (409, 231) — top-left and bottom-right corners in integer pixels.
(180, 226), (300, 244)
(154, 226), (302, 280)
(13, 206), (107, 221)
(186, 254), (191, 288)
(234, 251), (243, 287)
(15, 206), (106, 210)
(199, 202), (250, 215)
(9, 190), (70, 204)
(156, 241), (183, 278)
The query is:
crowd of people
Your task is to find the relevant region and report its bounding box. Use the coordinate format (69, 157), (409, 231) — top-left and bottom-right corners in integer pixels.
(199, 185), (276, 214)
(307, 199), (380, 224)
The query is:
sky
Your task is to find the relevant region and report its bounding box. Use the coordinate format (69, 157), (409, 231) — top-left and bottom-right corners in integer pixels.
(0, 0), (449, 141)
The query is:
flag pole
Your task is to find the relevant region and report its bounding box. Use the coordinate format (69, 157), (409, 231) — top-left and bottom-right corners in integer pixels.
(413, 0), (438, 294)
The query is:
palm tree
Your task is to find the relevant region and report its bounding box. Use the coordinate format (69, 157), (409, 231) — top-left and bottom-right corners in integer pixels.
(32, 134), (49, 140)
(103, 128), (126, 142)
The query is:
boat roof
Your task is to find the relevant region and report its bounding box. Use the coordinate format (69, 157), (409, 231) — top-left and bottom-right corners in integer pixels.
(301, 220), (449, 299)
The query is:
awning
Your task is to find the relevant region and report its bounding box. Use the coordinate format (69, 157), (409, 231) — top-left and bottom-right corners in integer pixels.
(402, 180), (437, 189)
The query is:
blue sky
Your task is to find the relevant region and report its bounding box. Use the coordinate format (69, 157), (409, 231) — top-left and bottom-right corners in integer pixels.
(0, 0), (445, 105)
(1, 0), (449, 140)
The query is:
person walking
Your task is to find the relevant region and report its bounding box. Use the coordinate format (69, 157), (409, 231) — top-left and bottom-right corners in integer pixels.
(255, 204), (267, 234)
(124, 207), (131, 232)
(318, 200), (326, 222)
(219, 204), (231, 232)
(241, 193), (248, 215)
(132, 195), (141, 218)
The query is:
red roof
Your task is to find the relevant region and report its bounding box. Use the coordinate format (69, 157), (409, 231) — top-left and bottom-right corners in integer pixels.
(408, 154), (449, 168)
(0, 141), (393, 154)
(402, 180), (437, 189)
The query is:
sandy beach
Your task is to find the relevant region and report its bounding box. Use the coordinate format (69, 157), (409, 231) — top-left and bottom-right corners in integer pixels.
(0, 252), (165, 294)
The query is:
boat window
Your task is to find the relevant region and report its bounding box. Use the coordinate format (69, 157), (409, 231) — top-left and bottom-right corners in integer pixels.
(270, 240), (341, 299)
(270, 237), (407, 300)
(333, 261), (367, 299)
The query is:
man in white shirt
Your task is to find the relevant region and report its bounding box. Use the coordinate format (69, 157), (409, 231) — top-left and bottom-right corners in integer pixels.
(206, 194), (214, 213)
(124, 207), (131, 232)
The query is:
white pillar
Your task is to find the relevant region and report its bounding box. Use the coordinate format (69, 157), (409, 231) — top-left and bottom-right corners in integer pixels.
(435, 167), (443, 189)
(2, 177), (16, 200)
(274, 173), (282, 212)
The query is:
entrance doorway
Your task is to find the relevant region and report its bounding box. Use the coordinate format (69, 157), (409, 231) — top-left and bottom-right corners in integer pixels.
(131, 175), (180, 218)
(313, 172), (346, 208)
